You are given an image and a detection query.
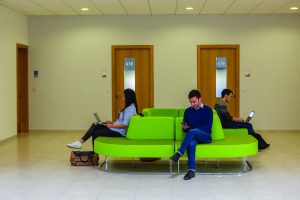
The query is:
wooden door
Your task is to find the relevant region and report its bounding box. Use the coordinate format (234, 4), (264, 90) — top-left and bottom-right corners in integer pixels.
(16, 44), (29, 134)
(197, 45), (240, 117)
(112, 45), (154, 120)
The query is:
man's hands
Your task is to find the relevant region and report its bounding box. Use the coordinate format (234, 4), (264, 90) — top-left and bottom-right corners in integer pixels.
(182, 123), (190, 131)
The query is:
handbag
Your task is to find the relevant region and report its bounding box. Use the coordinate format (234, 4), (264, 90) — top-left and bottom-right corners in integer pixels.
(70, 151), (99, 166)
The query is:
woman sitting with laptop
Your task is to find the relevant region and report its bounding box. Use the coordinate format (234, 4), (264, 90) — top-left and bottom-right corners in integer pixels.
(214, 88), (270, 150)
(66, 88), (138, 149)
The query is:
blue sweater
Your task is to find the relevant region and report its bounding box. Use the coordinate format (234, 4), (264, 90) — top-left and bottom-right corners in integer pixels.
(183, 105), (213, 134)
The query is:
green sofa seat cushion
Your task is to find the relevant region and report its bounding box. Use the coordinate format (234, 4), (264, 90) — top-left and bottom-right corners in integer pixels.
(142, 108), (179, 117)
(224, 128), (248, 135)
(126, 116), (174, 140)
(94, 137), (174, 157)
(175, 134), (258, 158)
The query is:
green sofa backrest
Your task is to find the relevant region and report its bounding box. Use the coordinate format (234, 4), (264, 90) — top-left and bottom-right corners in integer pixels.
(211, 111), (225, 140)
(178, 108), (185, 117)
(126, 116), (175, 140)
(179, 108), (215, 117)
(175, 110), (224, 141)
(143, 108), (217, 117)
(142, 108), (179, 118)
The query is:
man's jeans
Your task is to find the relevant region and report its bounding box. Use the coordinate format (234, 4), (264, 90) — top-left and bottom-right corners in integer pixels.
(178, 129), (212, 170)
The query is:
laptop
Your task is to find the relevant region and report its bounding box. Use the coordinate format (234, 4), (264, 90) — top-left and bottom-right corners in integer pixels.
(93, 113), (101, 124)
(93, 113), (108, 125)
(245, 111), (255, 123)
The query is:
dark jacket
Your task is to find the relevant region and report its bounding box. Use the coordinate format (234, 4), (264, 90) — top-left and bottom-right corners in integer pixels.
(214, 100), (233, 128)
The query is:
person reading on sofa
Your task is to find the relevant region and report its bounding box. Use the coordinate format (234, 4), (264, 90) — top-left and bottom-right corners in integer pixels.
(169, 90), (213, 180)
(214, 88), (269, 150)
(66, 88), (138, 150)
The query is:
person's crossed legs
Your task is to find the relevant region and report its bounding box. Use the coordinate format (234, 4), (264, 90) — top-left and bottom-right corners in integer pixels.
(169, 129), (212, 180)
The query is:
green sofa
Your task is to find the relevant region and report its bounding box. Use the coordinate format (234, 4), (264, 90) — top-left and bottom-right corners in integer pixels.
(94, 108), (258, 174)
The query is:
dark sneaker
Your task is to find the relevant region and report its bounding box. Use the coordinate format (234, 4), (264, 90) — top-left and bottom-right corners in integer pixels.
(169, 152), (181, 163)
(259, 143), (270, 150)
(184, 170), (195, 180)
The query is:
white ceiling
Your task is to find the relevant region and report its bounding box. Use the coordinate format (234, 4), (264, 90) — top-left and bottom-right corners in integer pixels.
(0, 0), (299, 16)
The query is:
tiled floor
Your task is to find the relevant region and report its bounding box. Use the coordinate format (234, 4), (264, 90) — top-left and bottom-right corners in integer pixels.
(0, 131), (299, 200)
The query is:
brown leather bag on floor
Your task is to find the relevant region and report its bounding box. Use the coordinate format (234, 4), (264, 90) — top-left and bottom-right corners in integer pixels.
(70, 151), (99, 166)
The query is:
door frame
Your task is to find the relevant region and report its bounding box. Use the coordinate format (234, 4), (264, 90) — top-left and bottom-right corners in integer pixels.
(111, 45), (154, 119)
(197, 44), (240, 116)
(16, 43), (29, 134)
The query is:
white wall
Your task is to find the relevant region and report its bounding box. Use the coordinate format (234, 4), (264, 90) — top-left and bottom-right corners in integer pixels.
(0, 5), (28, 141)
(28, 15), (300, 130)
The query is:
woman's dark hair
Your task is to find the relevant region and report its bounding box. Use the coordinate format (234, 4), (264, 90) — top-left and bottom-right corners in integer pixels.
(121, 88), (138, 114)
(188, 89), (201, 99)
(221, 88), (233, 98)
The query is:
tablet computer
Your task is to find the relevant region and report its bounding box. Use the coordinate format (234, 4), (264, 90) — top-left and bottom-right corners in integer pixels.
(246, 111), (255, 123)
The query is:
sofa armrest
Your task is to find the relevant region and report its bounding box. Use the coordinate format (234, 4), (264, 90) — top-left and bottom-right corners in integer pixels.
(142, 108), (151, 116)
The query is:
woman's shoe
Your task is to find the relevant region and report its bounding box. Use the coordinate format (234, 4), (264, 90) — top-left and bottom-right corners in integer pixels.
(66, 141), (82, 149)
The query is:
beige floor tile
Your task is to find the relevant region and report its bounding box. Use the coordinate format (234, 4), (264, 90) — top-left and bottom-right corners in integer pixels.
(0, 131), (299, 200)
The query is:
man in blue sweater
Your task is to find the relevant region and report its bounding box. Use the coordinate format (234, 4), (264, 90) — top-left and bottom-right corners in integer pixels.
(169, 90), (213, 180)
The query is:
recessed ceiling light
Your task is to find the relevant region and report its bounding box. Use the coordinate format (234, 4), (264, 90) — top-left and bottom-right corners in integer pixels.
(290, 7), (298, 10)
(81, 8), (89, 11)
(185, 7), (194, 10)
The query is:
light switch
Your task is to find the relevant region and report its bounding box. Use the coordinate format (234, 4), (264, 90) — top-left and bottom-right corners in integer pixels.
(101, 69), (107, 78)
(34, 70), (39, 78)
(245, 70), (250, 77)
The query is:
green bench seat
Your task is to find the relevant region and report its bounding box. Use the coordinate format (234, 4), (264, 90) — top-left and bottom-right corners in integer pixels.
(94, 116), (176, 173)
(175, 115), (257, 158)
(175, 134), (257, 158)
(94, 137), (174, 158)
